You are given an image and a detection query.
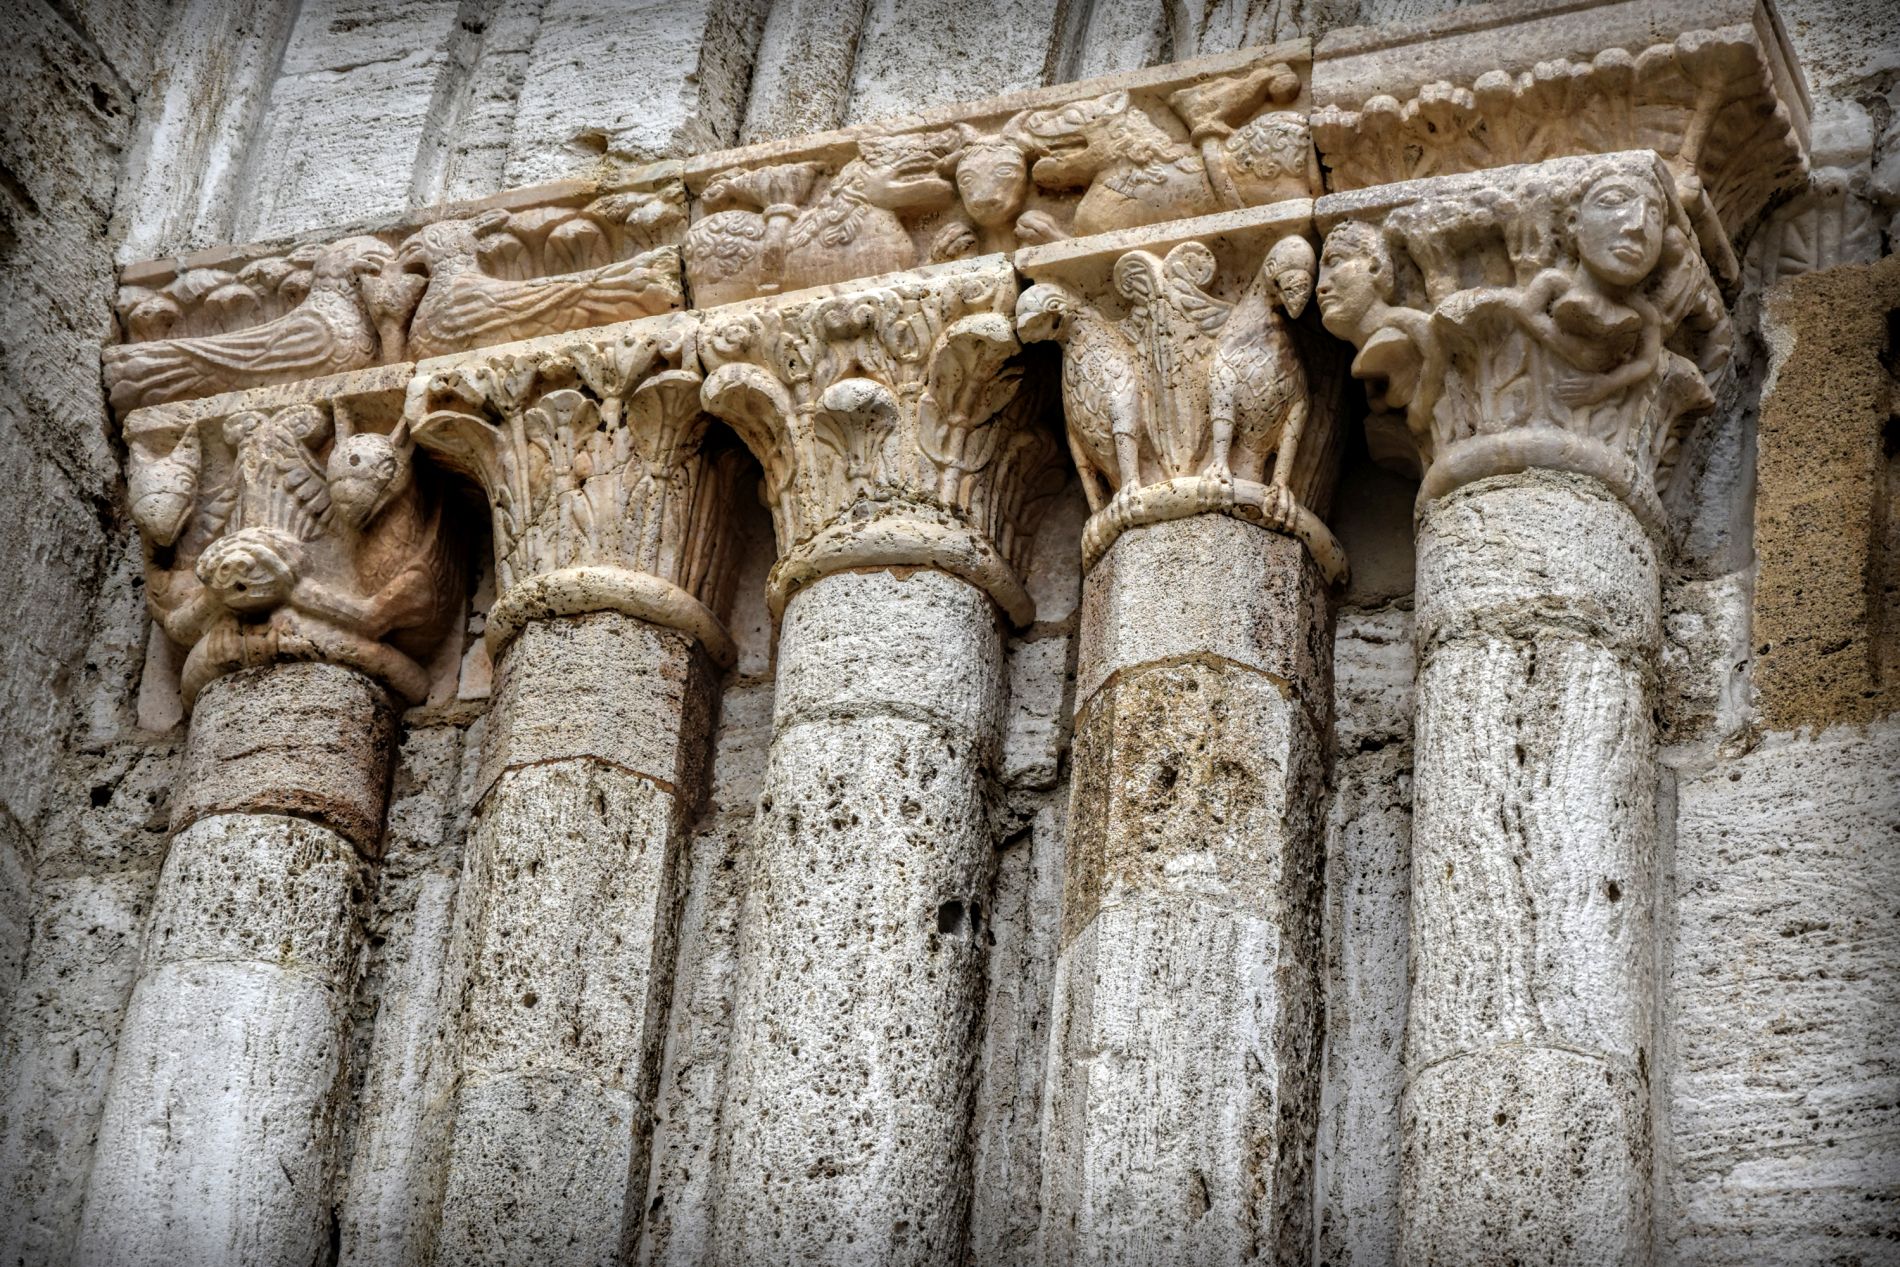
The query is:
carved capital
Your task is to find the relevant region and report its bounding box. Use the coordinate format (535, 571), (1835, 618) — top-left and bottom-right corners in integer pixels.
(407, 314), (741, 665)
(1309, 0), (1811, 285)
(126, 367), (464, 709)
(1016, 202), (1348, 581)
(1316, 151), (1733, 532)
(698, 258), (1062, 625)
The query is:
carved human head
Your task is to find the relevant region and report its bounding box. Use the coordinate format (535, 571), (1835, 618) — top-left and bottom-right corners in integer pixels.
(1573, 169), (1666, 288)
(1316, 220), (1396, 338)
(955, 139), (1030, 228)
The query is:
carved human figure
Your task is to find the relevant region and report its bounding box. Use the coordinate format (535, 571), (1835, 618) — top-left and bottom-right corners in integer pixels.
(131, 401), (459, 707)
(1316, 219), (1436, 424)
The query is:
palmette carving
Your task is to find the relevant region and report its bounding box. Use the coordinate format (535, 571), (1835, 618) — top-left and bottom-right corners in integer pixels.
(1316, 151), (1733, 530)
(698, 259), (1063, 624)
(128, 388), (462, 708)
(684, 59), (1317, 306)
(1016, 213), (1346, 580)
(1310, 32), (1807, 275)
(407, 315), (742, 663)
(107, 190), (687, 412)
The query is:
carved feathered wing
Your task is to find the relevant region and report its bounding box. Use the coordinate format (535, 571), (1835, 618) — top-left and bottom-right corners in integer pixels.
(106, 302), (369, 412)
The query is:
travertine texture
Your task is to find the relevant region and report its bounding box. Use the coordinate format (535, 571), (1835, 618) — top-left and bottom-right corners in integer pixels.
(1407, 473), (1661, 1265)
(431, 613), (714, 1264)
(1043, 516), (1329, 1266)
(714, 568), (1005, 1265)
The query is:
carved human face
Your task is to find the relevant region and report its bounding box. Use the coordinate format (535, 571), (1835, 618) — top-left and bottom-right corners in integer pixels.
(1575, 174), (1664, 288)
(957, 144), (1029, 228)
(1315, 225), (1389, 338)
(197, 528), (299, 613)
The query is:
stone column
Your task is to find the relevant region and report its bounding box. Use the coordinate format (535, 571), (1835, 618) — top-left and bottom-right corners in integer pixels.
(1016, 203), (1346, 1263)
(697, 258), (1061, 1263)
(1316, 152), (1733, 1264)
(79, 377), (462, 1267)
(407, 317), (740, 1264)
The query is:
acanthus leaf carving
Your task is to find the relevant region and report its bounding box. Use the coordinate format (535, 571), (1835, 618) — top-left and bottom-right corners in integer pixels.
(407, 314), (741, 663)
(127, 372), (463, 709)
(1315, 150), (1734, 531)
(1016, 204), (1347, 580)
(697, 259), (1063, 624)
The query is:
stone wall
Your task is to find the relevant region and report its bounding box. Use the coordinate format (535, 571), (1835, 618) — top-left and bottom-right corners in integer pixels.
(0, 1), (1896, 1264)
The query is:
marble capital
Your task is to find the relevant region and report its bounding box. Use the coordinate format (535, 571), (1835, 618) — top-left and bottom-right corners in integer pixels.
(697, 256), (1062, 626)
(1315, 150), (1734, 533)
(1016, 200), (1348, 581)
(125, 365), (464, 708)
(406, 312), (742, 665)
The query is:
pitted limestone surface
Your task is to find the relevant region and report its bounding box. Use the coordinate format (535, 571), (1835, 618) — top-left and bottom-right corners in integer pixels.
(1064, 660), (1322, 946)
(173, 663), (396, 853)
(477, 613), (715, 805)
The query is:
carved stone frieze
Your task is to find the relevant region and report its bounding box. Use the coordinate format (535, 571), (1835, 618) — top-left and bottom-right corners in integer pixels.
(1315, 150), (1733, 532)
(1016, 201), (1348, 580)
(697, 257), (1064, 624)
(1310, 0), (1811, 284)
(682, 47), (1319, 307)
(107, 180), (688, 413)
(125, 366), (464, 708)
(406, 314), (742, 665)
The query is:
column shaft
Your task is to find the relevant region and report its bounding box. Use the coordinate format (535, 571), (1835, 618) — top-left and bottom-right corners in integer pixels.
(431, 611), (714, 1266)
(1041, 514), (1331, 1266)
(78, 663), (394, 1267)
(1402, 471), (1659, 1264)
(714, 568), (1005, 1265)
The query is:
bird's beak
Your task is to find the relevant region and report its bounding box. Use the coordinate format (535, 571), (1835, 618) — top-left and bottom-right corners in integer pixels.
(1278, 269), (1313, 320)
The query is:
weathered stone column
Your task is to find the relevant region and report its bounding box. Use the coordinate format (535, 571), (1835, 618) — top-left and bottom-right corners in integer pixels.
(697, 258), (1060, 1263)
(1317, 152), (1733, 1264)
(78, 372), (462, 1267)
(407, 317), (740, 1264)
(1016, 203), (1346, 1264)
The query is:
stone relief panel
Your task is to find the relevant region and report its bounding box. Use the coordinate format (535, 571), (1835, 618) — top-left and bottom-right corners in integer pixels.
(697, 257), (1066, 623)
(1310, 0), (1811, 286)
(123, 367), (464, 709)
(1015, 201), (1348, 578)
(682, 46), (1319, 306)
(406, 314), (745, 664)
(1315, 151), (1734, 531)
(106, 183), (688, 413)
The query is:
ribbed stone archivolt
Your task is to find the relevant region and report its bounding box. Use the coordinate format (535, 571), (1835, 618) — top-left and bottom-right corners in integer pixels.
(1316, 150), (1733, 1264)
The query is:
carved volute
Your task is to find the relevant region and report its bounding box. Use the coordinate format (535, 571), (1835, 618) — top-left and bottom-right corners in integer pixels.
(406, 313), (743, 665)
(1016, 203), (1348, 580)
(1315, 150), (1733, 533)
(127, 370), (464, 708)
(697, 257), (1064, 626)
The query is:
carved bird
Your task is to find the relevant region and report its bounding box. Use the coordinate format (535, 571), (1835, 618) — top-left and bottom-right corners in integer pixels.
(104, 237), (393, 414)
(1207, 236), (1314, 488)
(1016, 281), (1145, 513)
(399, 215), (683, 360)
(126, 420), (203, 546)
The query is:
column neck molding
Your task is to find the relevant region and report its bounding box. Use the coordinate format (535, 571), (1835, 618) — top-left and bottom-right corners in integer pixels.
(1316, 150), (1734, 535)
(698, 257), (1062, 626)
(125, 365), (464, 709)
(407, 313), (742, 666)
(1017, 201), (1349, 583)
